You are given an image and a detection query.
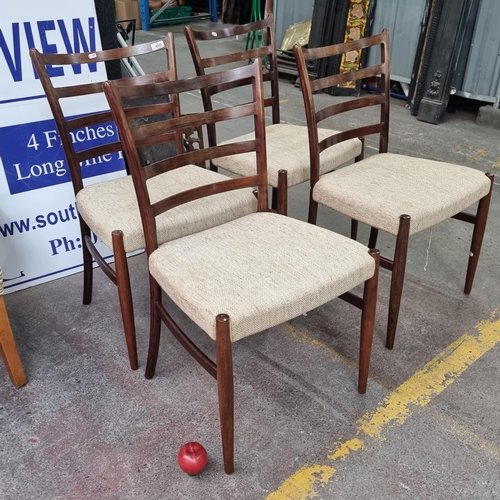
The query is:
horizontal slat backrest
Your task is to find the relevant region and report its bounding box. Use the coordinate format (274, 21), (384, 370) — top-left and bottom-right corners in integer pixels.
(293, 29), (390, 185)
(103, 61), (268, 255)
(29, 35), (177, 194)
(185, 15), (279, 148)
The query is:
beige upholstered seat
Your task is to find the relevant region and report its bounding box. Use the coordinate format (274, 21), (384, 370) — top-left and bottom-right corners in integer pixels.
(294, 30), (494, 350)
(314, 153), (492, 236)
(150, 212), (375, 342)
(185, 16), (363, 215)
(216, 123), (362, 188)
(77, 165), (256, 253)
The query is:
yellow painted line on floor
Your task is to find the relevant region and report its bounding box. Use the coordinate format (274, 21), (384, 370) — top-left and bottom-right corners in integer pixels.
(282, 323), (358, 369)
(266, 312), (500, 500)
(466, 147), (486, 162)
(268, 465), (336, 500)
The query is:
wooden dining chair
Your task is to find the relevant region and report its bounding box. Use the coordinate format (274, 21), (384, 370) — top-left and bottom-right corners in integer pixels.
(30, 34), (257, 371)
(185, 15), (363, 215)
(103, 59), (380, 473)
(293, 29), (494, 350)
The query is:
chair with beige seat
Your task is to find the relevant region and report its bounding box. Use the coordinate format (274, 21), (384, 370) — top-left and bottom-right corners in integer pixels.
(293, 29), (494, 349)
(185, 15), (363, 215)
(103, 60), (380, 473)
(30, 34), (257, 371)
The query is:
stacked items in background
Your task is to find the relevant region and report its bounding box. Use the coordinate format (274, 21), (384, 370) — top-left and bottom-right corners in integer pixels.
(149, 0), (193, 25)
(115, 0), (143, 29)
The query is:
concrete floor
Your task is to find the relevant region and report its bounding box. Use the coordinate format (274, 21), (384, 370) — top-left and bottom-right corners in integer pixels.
(1, 19), (500, 500)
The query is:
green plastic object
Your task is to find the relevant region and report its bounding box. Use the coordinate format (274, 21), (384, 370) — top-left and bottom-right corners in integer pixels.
(150, 6), (192, 25)
(245, 0), (264, 52)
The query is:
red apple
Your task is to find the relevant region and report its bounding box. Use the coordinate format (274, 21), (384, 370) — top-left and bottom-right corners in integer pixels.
(177, 442), (208, 475)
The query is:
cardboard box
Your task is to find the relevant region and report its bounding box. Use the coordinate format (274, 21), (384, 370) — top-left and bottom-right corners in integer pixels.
(115, 0), (142, 30)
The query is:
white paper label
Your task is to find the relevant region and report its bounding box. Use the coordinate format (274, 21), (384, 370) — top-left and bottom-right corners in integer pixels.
(151, 40), (165, 50)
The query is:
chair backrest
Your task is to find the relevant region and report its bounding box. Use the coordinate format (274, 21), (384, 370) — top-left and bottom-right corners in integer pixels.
(103, 60), (268, 256)
(29, 34), (178, 196)
(293, 29), (390, 186)
(185, 15), (279, 145)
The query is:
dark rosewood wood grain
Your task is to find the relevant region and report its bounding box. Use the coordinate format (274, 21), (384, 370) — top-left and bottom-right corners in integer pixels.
(277, 170), (288, 216)
(106, 59), (384, 473)
(216, 314), (234, 475)
(358, 249), (380, 394)
(294, 29), (494, 349)
(386, 215), (411, 350)
(112, 230), (138, 370)
(105, 61), (269, 474)
(464, 173), (494, 294)
(293, 29), (390, 197)
(104, 61), (269, 258)
(185, 17), (279, 131)
(185, 16), (290, 212)
(29, 34), (178, 370)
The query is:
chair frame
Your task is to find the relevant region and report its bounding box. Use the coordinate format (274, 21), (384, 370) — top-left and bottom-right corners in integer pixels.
(29, 35), (179, 370)
(294, 29), (494, 349)
(185, 15), (292, 214)
(104, 60), (380, 474)
(0, 270), (27, 388)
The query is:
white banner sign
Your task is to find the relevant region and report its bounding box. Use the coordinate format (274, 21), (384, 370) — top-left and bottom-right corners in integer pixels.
(0, 0), (126, 293)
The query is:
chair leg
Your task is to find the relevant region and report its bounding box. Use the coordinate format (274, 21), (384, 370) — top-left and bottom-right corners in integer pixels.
(276, 170), (288, 216)
(216, 314), (234, 474)
(0, 296), (27, 388)
(308, 192), (319, 224)
(145, 279), (163, 380)
(386, 215), (411, 350)
(112, 231), (138, 371)
(81, 221), (93, 305)
(464, 173), (494, 294)
(368, 227), (379, 249)
(358, 249), (380, 394)
(351, 219), (359, 240)
(355, 137), (365, 162)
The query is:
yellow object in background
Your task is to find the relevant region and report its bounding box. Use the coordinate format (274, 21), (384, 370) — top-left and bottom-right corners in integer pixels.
(280, 19), (311, 51)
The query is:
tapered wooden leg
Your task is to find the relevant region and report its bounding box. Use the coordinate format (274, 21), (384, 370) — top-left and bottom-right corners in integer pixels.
(0, 296), (27, 388)
(216, 314), (234, 474)
(112, 230), (138, 371)
(368, 227), (379, 249)
(145, 279), (163, 380)
(271, 188), (278, 212)
(464, 173), (494, 294)
(351, 219), (359, 240)
(276, 170), (288, 216)
(81, 221), (93, 305)
(358, 249), (380, 394)
(386, 215), (411, 350)
(308, 193), (318, 224)
(355, 137), (365, 162)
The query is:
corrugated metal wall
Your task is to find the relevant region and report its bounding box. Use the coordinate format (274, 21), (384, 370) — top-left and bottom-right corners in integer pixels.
(457, 0), (500, 103)
(274, 0), (314, 50)
(366, 0), (428, 83)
